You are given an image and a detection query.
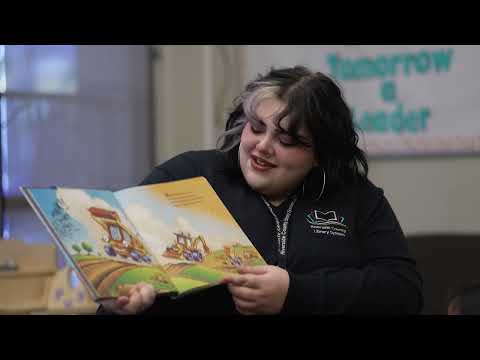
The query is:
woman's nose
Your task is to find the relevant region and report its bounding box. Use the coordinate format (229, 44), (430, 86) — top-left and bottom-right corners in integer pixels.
(256, 134), (274, 155)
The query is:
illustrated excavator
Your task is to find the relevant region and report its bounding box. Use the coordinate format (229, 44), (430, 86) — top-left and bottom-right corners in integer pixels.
(163, 231), (210, 263)
(88, 207), (152, 264)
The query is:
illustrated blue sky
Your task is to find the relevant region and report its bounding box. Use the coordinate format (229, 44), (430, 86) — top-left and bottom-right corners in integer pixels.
(28, 188), (124, 252)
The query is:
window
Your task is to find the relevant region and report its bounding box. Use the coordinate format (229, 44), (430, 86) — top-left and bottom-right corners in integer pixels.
(0, 45), (5, 93)
(109, 225), (122, 241)
(0, 46), (154, 267)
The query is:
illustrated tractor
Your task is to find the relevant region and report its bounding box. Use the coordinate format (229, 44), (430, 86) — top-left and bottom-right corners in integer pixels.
(163, 231), (210, 263)
(88, 207), (152, 264)
(223, 245), (243, 267)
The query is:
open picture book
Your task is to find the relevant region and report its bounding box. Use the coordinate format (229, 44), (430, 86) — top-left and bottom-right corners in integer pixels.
(21, 177), (266, 302)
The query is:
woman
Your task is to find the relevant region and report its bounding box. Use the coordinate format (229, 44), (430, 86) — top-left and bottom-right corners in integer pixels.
(98, 66), (423, 315)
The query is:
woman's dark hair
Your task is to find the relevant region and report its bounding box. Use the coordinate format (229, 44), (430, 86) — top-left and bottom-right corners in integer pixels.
(217, 65), (368, 192)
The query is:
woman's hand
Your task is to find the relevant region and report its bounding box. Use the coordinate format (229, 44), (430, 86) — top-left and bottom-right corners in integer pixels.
(99, 282), (156, 315)
(223, 265), (290, 315)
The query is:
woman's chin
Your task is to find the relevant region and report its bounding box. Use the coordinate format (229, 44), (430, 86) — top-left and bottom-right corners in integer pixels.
(244, 176), (271, 194)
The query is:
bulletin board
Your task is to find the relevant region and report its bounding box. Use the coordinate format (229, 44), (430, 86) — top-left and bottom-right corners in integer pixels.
(245, 45), (480, 157)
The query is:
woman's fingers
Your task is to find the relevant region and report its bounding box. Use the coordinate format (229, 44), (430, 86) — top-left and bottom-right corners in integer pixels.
(227, 284), (260, 302)
(139, 283), (156, 309)
(100, 283), (156, 315)
(224, 274), (261, 289)
(116, 296), (129, 308)
(233, 296), (257, 310)
(233, 297), (258, 315)
(118, 291), (139, 314)
(120, 284), (155, 314)
(237, 265), (269, 275)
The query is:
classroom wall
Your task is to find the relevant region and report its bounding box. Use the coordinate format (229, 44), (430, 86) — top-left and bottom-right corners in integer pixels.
(151, 45), (244, 165)
(151, 45), (207, 164)
(369, 157), (480, 235)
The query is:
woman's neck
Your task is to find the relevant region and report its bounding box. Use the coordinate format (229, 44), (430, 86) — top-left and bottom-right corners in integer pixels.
(262, 193), (289, 207)
(262, 185), (302, 207)
(267, 198), (284, 207)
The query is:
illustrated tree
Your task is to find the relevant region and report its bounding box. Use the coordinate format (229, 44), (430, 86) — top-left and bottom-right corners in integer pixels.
(81, 242), (93, 256)
(72, 244), (82, 255)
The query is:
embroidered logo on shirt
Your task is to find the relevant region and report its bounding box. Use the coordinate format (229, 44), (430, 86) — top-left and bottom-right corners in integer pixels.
(306, 209), (347, 237)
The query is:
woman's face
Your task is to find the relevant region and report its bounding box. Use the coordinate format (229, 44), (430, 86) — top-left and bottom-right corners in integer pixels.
(239, 97), (317, 204)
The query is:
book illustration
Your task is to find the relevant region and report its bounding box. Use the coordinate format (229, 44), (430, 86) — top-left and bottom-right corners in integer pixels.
(163, 231), (210, 262)
(75, 258), (173, 298)
(88, 207), (153, 264)
(23, 188), (175, 298)
(117, 181), (266, 294)
(68, 204), (175, 298)
(22, 177), (267, 300)
(162, 231), (260, 267)
(70, 203), (175, 298)
(162, 231), (262, 270)
(144, 227), (264, 295)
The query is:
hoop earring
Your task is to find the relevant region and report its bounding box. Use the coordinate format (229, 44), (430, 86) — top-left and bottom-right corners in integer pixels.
(315, 168), (326, 202)
(302, 168), (326, 201)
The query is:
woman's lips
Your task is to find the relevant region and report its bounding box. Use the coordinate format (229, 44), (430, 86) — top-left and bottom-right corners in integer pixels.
(250, 155), (276, 171)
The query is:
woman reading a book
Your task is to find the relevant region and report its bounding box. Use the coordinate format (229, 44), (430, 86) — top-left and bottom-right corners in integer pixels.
(99, 66), (423, 315)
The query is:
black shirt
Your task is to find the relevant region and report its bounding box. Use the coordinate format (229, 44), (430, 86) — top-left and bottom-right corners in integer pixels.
(98, 150), (423, 315)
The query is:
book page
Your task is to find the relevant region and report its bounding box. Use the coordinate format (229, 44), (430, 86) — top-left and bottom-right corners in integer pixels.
(115, 177), (266, 295)
(22, 187), (176, 299)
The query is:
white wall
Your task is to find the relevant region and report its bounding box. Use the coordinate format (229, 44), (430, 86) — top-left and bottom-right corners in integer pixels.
(369, 157), (480, 235)
(152, 45), (480, 236)
(152, 45), (207, 164)
(152, 45), (244, 164)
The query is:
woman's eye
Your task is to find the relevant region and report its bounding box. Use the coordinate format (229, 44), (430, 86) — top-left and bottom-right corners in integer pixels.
(279, 134), (312, 148)
(279, 134), (299, 146)
(249, 122), (263, 134)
